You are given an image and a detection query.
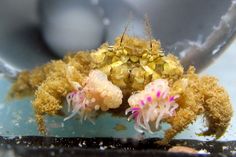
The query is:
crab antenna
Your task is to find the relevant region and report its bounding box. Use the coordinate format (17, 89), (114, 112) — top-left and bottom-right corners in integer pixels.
(120, 23), (129, 46)
(120, 12), (132, 46)
(144, 14), (153, 50)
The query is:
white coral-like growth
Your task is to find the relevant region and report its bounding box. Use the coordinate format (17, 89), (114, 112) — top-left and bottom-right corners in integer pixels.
(126, 79), (179, 133)
(64, 70), (123, 122)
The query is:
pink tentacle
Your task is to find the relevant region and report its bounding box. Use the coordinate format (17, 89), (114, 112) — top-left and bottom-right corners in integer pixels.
(126, 79), (179, 133)
(64, 105), (82, 121)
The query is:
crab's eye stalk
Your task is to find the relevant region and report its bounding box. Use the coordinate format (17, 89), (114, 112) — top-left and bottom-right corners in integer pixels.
(64, 70), (123, 123)
(126, 79), (179, 133)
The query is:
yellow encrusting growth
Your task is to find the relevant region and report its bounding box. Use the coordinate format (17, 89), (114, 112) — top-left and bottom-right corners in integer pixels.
(9, 35), (232, 144)
(159, 66), (232, 144)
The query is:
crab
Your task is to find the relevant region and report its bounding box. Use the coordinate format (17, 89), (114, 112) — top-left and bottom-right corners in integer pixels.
(9, 35), (233, 145)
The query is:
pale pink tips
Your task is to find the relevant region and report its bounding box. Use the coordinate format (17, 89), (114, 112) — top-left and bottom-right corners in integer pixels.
(147, 96), (152, 103)
(156, 91), (161, 98)
(169, 96), (175, 102)
(140, 100), (145, 106)
(131, 107), (140, 111)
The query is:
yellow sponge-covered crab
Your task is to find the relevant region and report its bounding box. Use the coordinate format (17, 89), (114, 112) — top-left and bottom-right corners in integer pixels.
(9, 35), (233, 145)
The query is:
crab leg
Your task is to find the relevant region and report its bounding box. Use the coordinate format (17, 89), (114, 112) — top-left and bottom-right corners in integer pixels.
(157, 87), (203, 145)
(200, 76), (233, 138)
(33, 62), (84, 134)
